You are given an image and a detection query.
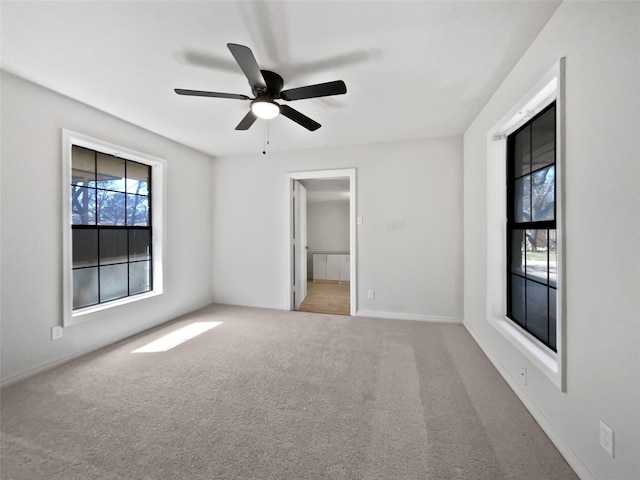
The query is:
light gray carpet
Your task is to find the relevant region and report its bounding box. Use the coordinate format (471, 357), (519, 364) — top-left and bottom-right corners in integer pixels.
(1, 304), (577, 479)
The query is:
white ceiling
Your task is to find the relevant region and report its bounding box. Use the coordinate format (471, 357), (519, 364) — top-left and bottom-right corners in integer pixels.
(300, 178), (350, 203)
(0, 1), (560, 158)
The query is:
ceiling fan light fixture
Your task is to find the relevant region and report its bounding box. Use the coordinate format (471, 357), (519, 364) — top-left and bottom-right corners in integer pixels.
(251, 99), (280, 119)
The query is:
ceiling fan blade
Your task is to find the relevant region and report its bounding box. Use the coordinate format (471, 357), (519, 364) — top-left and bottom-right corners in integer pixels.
(280, 80), (347, 101)
(235, 110), (258, 130)
(227, 43), (267, 89)
(279, 105), (321, 131)
(175, 89), (250, 100)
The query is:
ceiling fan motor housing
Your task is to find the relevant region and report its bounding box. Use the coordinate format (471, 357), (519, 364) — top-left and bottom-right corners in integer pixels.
(254, 70), (284, 99)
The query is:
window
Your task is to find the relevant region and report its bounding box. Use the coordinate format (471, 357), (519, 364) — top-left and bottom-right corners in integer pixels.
(506, 103), (557, 351)
(71, 146), (152, 308)
(62, 131), (164, 326)
(486, 58), (564, 390)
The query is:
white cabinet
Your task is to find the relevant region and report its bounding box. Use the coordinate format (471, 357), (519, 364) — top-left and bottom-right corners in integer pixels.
(339, 254), (350, 282)
(313, 253), (350, 283)
(326, 255), (340, 280)
(313, 254), (327, 280)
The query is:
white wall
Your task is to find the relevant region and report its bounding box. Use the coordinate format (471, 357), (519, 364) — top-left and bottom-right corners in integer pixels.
(307, 200), (350, 280)
(211, 137), (463, 322)
(307, 200), (349, 253)
(0, 72), (214, 385)
(307, 200), (350, 254)
(463, 3), (640, 480)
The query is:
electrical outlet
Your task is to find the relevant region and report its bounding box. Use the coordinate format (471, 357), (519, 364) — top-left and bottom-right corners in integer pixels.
(51, 326), (63, 340)
(520, 365), (527, 386)
(599, 421), (614, 457)
(367, 290), (375, 299)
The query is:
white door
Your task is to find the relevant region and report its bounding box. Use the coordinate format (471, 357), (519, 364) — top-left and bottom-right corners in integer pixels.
(293, 180), (307, 309)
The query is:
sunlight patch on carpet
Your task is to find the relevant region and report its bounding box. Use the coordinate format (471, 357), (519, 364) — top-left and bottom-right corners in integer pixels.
(132, 322), (222, 353)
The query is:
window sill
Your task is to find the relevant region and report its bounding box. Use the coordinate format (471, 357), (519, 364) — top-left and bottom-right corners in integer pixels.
(66, 290), (162, 327)
(489, 315), (564, 391)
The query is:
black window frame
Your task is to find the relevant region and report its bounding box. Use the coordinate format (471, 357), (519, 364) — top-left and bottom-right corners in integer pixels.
(71, 145), (153, 310)
(506, 101), (557, 351)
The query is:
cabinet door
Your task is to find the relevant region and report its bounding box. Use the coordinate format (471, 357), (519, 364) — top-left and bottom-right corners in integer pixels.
(326, 255), (340, 281)
(339, 255), (350, 282)
(313, 254), (327, 280)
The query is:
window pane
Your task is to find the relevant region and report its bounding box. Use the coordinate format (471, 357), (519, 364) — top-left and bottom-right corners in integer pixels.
(126, 161), (149, 195)
(127, 195), (149, 226)
(514, 176), (531, 222)
(99, 229), (128, 265)
(70, 144), (155, 311)
(73, 267), (99, 308)
(72, 146), (95, 186)
(525, 229), (549, 285)
(510, 275), (526, 327)
(130, 261), (151, 295)
(71, 186), (96, 225)
(526, 280), (548, 343)
(532, 166), (555, 221)
(73, 229), (98, 268)
(549, 288), (557, 350)
(96, 153), (125, 191)
(514, 125), (531, 177)
(97, 190), (126, 225)
(99, 264), (128, 302)
(511, 229), (525, 275)
(549, 230), (557, 287)
(129, 229), (151, 261)
(506, 101), (557, 352)
(531, 105), (555, 171)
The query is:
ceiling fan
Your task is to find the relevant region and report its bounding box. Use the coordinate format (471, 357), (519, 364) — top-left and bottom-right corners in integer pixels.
(175, 43), (347, 132)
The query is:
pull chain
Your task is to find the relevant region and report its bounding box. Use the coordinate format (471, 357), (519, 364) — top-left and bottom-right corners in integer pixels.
(262, 121), (270, 155)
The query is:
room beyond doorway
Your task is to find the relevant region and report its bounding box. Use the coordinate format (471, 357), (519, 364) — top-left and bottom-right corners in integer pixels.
(287, 169), (356, 315)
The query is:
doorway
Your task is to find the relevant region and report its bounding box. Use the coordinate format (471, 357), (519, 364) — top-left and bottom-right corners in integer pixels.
(287, 169), (356, 315)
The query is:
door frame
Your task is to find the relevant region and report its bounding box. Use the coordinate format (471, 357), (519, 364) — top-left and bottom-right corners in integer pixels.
(286, 168), (357, 315)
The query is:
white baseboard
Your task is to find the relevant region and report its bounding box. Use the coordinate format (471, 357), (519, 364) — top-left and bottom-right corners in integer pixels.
(1, 316), (182, 388)
(1, 350), (89, 388)
(356, 310), (461, 323)
(463, 320), (595, 480)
